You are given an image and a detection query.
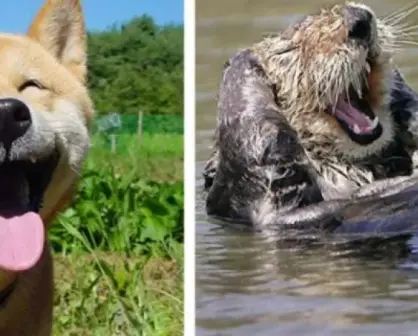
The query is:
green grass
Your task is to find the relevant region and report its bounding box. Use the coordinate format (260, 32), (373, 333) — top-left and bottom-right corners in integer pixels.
(90, 133), (183, 181)
(50, 133), (184, 335)
(53, 247), (183, 336)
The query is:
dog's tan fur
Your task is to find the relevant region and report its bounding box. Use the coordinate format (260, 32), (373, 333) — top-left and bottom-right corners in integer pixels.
(0, 1), (93, 334)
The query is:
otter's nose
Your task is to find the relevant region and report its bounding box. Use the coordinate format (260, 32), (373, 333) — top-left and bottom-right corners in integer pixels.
(344, 6), (373, 42)
(0, 98), (31, 149)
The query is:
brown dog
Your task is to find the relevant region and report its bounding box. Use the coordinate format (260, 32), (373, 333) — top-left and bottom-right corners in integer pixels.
(0, 0), (94, 334)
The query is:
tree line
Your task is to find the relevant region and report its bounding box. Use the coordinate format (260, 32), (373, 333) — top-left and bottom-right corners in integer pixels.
(87, 16), (183, 116)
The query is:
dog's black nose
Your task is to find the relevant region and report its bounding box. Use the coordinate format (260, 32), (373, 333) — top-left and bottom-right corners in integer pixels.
(344, 6), (373, 41)
(0, 98), (31, 148)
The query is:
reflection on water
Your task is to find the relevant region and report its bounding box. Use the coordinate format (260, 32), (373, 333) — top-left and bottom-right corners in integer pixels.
(196, 0), (418, 334)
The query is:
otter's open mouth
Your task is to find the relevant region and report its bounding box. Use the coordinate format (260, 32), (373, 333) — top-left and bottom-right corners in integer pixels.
(328, 62), (383, 145)
(0, 152), (58, 272)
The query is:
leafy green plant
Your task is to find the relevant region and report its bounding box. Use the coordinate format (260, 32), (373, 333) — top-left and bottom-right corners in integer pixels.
(53, 248), (183, 336)
(50, 147), (184, 335)
(50, 162), (184, 256)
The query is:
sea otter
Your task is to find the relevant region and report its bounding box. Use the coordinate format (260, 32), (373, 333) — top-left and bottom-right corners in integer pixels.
(203, 2), (418, 242)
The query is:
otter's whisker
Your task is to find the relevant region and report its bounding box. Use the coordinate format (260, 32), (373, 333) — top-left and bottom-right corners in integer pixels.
(382, 39), (411, 49)
(398, 34), (418, 41)
(394, 25), (418, 33)
(383, 1), (418, 25)
(391, 21), (418, 30)
(396, 40), (418, 46)
(383, 1), (418, 23)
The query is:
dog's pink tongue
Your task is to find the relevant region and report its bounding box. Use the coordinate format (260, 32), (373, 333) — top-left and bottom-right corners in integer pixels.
(0, 212), (44, 272)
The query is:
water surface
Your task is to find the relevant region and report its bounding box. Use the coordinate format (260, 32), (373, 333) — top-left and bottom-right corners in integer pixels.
(196, 1), (418, 334)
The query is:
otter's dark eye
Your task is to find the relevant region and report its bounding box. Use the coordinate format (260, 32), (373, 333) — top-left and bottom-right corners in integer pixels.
(18, 79), (45, 92)
(348, 19), (370, 40)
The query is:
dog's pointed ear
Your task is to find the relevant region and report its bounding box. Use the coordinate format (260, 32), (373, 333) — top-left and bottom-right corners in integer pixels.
(27, 0), (87, 82)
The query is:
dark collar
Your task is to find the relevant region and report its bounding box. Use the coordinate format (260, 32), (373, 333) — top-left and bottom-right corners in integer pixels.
(0, 278), (17, 307)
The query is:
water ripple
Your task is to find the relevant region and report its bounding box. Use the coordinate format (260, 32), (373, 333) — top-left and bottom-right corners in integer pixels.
(196, 0), (418, 334)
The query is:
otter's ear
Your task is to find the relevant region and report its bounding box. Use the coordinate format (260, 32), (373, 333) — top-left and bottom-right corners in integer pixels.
(27, 0), (87, 82)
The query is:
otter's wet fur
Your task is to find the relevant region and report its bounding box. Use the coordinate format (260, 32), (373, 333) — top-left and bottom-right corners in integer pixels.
(203, 2), (418, 241)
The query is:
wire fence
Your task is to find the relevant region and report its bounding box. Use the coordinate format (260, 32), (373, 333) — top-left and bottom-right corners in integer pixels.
(91, 112), (183, 153)
(92, 113), (183, 135)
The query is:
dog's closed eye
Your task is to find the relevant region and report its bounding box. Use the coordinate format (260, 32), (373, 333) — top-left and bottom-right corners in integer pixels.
(18, 79), (46, 92)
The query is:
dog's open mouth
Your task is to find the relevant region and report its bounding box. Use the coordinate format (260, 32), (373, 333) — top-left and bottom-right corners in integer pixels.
(0, 152), (58, 272)
(327, 61), (383, 145)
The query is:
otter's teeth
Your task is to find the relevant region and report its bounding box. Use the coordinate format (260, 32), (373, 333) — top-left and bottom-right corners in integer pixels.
(353, 124), (361, 134)
(353, 117), (379, 135)
(371, 116), (379, 129)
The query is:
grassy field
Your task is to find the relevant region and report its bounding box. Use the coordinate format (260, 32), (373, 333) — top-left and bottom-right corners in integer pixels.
(90, 133), (183, 181)
(50, 132), (184, 336)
